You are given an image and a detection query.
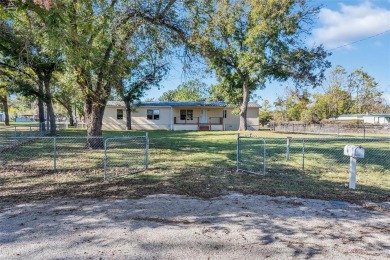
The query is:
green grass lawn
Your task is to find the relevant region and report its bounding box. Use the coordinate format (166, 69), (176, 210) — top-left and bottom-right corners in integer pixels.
(0, 129), (388, 205)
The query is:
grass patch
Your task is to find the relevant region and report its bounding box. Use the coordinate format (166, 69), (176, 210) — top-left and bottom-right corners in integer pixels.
(0, 129), (389, 205)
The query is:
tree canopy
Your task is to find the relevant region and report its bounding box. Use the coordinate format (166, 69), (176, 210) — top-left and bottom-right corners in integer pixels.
(187, 0), (330, 130)
(9, 1), (390, 134)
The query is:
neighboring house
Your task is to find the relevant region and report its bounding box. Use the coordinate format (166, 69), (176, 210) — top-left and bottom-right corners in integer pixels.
(103, 101), (260, 131)
(0, 112), (4, 122)
(335, 114), (390, 125)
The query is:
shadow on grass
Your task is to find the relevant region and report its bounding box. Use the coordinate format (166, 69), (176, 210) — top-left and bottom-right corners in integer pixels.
(1, 172), (389, 259)
(1, 164), (388, 206)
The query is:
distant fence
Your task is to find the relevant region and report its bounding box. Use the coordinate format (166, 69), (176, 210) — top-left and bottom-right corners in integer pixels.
(271, 123), (390, 138)
(0, 134), (149, 179)
(0, 124), (46, 139)
(0, 123), (69, 139)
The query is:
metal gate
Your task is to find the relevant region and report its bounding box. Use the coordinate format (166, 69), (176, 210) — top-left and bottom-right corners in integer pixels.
(237, 134), (266, 175)
(104, 133), (149, 179)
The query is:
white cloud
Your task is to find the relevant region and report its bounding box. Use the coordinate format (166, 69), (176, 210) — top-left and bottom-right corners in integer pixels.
(311, 1), (390, 49)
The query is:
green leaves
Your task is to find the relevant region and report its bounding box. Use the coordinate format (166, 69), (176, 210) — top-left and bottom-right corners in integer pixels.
(159, 79), (209, 102)
(188, 0), (329, 129)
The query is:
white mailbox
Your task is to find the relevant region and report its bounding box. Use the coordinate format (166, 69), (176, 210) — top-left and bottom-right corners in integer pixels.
(343, 145), (365, 190)
(344, 145), (365, 158)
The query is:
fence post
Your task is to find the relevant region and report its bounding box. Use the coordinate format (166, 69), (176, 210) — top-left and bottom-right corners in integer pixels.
(104, 138), (108, 179)
(263, 139), (266, 176)
(363, 124), (366, 140)
(302, 139), (305, 171)
(145, 132), (149, 170)
(53, 136), (57, 172)
(236, 133), (240, 171)
(13, 126), (16, 145)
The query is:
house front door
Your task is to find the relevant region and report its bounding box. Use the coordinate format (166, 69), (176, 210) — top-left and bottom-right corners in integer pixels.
(200, 109), (208, 124)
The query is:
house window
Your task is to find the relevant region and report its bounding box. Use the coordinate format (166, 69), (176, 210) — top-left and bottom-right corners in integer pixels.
(147, 109), (160, 120)
(180, 110), (193, 120)
(223, 110), (227, 118)
(117, 109), (123, 120)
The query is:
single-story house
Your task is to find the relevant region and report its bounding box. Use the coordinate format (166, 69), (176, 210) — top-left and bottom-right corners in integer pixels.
(103, 101), (260, 131)
(334, 114), (390, 125)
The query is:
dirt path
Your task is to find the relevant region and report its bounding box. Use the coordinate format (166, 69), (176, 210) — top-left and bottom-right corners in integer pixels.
(1, 193), (389, 259)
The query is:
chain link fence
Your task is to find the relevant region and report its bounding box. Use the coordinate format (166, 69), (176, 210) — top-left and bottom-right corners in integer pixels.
(238, 136), (390, 175)
(0, 123), (69, 146)
(237, 134), (266, 175)
(272, 123), (390, 138)
(0, 124), (46, 139)
(104, 135), (149, 179)
(1, 131), (388, 179)
(0, 134), (149, 177)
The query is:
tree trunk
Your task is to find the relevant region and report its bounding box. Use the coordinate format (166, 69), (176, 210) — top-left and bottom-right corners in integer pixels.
(125, 99), (132, 130)
(67, 106), (75, 127)
(85, 96), (105, 149)
(57, 100), (75, 127)
(44, 77), (56, 136)
(0, 94), (10, 126)
(239, 81), (250, 131)
(38, 83), (46, 132)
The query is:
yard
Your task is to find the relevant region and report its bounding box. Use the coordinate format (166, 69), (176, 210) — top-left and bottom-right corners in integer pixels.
(0, 129), (389, 205)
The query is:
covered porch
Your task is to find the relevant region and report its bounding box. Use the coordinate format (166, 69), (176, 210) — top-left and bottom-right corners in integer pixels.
(172, 107), (224, 131)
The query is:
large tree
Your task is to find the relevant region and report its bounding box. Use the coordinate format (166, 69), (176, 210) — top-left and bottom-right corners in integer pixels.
(320, 65), (352, 118)
(0, 10), (60, 135)
(0, 81), (10, 125)
(187, 0), (330, 130)
(34, 0), (186, 146)
(348, 69), (383, 114)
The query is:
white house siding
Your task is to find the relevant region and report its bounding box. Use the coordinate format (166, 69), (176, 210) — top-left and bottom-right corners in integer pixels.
(132, 107), (171, 130)
(103, 102), (260, 131)
(335, 114), (390, 125)
(173, 125), (199, 131)
(102, 106), (127, 130)
(102, 106), (172, 130)
(223, 107), (259, 130)
(335, 115), (363, 121)
(210, 125), (224, 131)
(363, 115), (390, 125)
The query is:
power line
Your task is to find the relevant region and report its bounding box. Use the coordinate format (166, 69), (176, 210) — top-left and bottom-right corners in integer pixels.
(326, 29), (390, 51)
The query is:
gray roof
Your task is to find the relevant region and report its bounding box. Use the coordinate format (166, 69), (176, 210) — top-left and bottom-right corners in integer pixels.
(140, 101), (227, 107)
(106, 101), (260, 108)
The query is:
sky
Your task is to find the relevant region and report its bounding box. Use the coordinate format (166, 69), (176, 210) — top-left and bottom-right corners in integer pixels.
(143, 0), (390, 105)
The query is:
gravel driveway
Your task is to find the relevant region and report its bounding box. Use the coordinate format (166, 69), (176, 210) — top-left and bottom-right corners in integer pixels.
(1, 193), (389, 259)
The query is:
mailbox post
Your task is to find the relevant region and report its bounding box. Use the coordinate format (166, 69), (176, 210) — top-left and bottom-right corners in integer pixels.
(343, 145), (365, 189)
